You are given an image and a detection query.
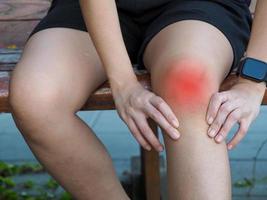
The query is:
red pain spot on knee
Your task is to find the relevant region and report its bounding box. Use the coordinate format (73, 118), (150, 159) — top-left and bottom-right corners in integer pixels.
(162, 59), (211, 109)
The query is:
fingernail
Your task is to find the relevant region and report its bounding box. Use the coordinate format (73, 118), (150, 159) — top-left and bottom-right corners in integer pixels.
(216, 134), (223, 142)
(228, 144), (233, 150)
(172, 119), (179, 128)
(146, 146), (151, 151)
(172, 130), (180, 139)
(208, 128), (216, 137)
(208, 117), (213, 125)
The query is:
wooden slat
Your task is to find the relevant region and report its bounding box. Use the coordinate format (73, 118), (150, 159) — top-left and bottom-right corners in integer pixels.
(0, 0), (50, 21)
(0, 72), (9, 113)
(0, 21), (40, 48)
(0, 68), (151, 113)
(0, 0), (51, 48)
(1, 67), (266, 113)
(141, 119), (161, 200)
(0, 49), (22, 67)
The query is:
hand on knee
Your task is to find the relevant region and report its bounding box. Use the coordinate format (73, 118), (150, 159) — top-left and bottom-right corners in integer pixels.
(206, 80), (263, 149)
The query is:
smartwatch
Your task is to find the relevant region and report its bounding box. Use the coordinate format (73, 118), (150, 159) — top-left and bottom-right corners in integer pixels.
(237, 57), (267, 87)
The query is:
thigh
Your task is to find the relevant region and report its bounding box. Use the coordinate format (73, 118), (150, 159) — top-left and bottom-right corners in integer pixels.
(143, 19), (234, 86)
(10, 27), (107, 114)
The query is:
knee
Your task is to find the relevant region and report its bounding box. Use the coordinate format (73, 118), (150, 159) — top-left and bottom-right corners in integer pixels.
(8, 77), (63, 131)
(152, 57), (220, 113)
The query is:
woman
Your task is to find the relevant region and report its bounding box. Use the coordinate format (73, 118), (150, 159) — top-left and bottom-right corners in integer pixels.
(8, 0), (266, 199)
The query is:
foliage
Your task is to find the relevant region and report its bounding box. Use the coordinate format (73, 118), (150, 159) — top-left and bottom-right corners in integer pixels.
(233, 177), (255, 188)
(0, 162), (44, 177)
(233, 176), (267, 188)
(44, 178), (59, 190)
(0, 161), (73, 200)
(23, 180), (35, 189)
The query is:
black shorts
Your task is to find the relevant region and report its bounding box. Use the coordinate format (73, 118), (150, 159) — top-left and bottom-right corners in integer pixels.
(28, 0), (252, 73)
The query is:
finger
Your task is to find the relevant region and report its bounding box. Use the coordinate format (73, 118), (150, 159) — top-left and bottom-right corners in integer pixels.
(126, 117), (152, 151)
(144, 103), (180, 140)
(206, 92), (229, 125)
(213, 108), (240, 143)
(150, 96), (179, 128)
(133, 114), (164, 152)
(227, 118), (250, 150)
(208, 101), (239, 138)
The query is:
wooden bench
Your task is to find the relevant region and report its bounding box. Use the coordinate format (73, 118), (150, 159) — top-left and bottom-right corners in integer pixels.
(0, 0), (266, 200)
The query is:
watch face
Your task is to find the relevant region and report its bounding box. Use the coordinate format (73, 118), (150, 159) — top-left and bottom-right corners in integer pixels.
(242, 58), (267, 80)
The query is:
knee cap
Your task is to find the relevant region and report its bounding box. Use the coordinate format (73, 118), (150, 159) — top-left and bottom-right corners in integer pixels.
(161, 58), (215, 110)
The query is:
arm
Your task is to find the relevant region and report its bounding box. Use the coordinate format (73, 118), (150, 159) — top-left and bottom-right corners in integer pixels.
(79, 0), (138, 91)
(79, 0), (180, 151)
(238, 0), (267, 91)
(206, 0), (266, 150)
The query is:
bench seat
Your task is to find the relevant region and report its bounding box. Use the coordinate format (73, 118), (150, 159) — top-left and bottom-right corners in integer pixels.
(1, 48), (266, 113)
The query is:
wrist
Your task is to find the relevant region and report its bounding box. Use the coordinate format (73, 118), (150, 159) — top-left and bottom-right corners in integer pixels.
(236, 76), (266, 93)
(109, 72), (139, 95)
(237, 56), (267, 91)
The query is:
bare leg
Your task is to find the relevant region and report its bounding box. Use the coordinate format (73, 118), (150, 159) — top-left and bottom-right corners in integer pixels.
(143, 20), (234, 200)
(9, 28), (129, 200)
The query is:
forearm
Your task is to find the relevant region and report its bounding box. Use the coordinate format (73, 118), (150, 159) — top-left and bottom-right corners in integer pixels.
(246, 0), (267, 62)
(237, 0), (266, 91)
(79, 0), (138, 91)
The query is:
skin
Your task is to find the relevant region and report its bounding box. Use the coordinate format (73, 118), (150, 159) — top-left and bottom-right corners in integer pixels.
(143, 20), (234, 199)
(8, 0), (266, 199)
(79, 0), (181, 152)
(9, 28), (129, 200)
(160, 59), (212, 110)
(206, 0), (267, 150)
